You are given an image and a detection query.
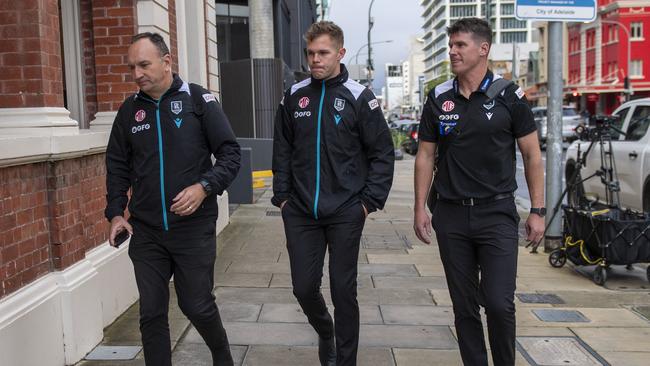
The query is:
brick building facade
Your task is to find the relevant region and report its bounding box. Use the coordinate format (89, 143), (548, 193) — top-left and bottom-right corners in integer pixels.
(0, 1), (226, 365)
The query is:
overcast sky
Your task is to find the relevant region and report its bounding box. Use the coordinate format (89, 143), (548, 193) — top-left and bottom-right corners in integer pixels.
(328, 0), (423, 91)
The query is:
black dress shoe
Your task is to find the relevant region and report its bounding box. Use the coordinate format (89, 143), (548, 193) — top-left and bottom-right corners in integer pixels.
(318, 336), (336, 366)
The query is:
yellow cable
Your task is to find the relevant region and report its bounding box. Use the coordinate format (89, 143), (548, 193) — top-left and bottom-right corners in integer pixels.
(564, 236), (602, 265)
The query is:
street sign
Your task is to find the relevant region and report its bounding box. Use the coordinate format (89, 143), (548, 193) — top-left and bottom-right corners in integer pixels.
(515, 0), (597, 22)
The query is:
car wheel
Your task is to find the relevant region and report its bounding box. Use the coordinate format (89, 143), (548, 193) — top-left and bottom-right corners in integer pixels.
(566, 162), (586, 208)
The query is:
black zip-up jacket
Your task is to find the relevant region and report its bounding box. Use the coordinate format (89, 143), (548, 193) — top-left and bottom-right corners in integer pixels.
(272, 64), (394, 219)
(105, 74), (241, 230)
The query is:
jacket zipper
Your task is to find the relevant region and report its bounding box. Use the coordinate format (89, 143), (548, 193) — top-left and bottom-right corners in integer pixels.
(140, 93), (170, 231)
(314, 82), (326, 219)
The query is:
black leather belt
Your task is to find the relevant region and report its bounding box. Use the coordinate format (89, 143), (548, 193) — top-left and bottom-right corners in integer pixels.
(436, 192), (514, 206)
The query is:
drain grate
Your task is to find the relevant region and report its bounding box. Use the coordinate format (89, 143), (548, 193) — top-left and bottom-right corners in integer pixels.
(516, 336), (608, 366)
(517, 293), (565, 304)
(266, 210), (282, 216)
(85, 345), (142, 360)
(532, 309), (590, 323)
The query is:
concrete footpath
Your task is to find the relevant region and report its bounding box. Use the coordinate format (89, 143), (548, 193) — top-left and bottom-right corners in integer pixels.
(79, 156), (650, 366)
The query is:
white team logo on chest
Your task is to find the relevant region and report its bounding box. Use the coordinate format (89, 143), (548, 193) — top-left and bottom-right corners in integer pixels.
(171, 101), (182, 115)
(334, 98), (345, 112)
(486, 112), (493, 120)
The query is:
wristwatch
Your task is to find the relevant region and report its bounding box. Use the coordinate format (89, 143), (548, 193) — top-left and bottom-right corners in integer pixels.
(199, 179), (212, 196)
(530, 207), (547, 217)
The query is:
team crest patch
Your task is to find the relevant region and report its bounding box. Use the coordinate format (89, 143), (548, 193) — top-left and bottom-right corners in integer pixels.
(171, 101), (182, 115)
(334, 98), (345, 112)
(483, 100), (495, 110)
(135, 109), (146, 122)
(442, 100), (455, 112)
(202, 93), (217, 103)
(368, 99), (379, 110)
(299, 97), (310, 109)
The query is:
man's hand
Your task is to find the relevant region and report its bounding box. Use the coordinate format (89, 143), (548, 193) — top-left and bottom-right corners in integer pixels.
(414, 207), (432, 244)
(525, 213), (545, 244)
(109, 216), (133, 247)
(170, 183), (207, 216)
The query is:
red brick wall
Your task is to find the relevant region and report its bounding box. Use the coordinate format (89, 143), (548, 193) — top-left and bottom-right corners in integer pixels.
(0, 0), (63, 108)
(92, 0), (138, 112)
(0, 154), (109, 299)
(80, 0), (98, 126)
(0, 163), (50, 298)
(169, 0), (178, 75)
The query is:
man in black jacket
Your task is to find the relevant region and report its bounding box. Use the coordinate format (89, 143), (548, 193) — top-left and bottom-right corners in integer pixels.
(105, 33), (240, 366)
(272, 21), (394, 366)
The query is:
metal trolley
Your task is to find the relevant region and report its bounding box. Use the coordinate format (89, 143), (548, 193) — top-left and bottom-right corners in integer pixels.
(548, 206), (650, 286)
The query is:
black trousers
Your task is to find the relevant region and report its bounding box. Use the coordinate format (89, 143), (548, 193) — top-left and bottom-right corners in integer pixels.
(431, 198), (520, 366)
(282, 201), (366, 366)
(128, 219), (233, 366)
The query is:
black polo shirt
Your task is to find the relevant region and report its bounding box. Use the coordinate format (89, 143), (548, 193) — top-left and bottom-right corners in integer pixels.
(419, 70), (536, 200)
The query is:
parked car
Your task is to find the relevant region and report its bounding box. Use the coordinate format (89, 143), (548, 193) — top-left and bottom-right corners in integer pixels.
(388, 118), (416, 130)
(401, 123), (420, 155)
(564, 98), (650, 212)
(533, 106), (586, 146)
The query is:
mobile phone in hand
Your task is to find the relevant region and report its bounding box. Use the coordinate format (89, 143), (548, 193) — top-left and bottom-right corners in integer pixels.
(114, 230), (130, 248)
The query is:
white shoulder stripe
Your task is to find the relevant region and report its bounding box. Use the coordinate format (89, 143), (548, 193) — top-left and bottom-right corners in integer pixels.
(180, 82), (191, 95)
(290, 78), (312, 95)
(343, 79), (366, 100)
(434, 79), (454, 98)
(493, 73), (503, 81)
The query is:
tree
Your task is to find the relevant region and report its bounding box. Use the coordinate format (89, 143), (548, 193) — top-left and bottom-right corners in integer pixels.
(424, 61), (451, 97)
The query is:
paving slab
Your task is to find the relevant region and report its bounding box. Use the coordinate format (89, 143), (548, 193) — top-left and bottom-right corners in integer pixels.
(171, 343), (247, 366)
(372, 275), (448, 289)
(379, 305), (454, 325)
(242, 346), (395, 366)
(570, 327), (650, 352)
(357, 263), (420, 276)
(392, 348), (530, 366)
(258, 303), (383, 324)
(359, 324), (457, 349)
(268, 273), (374, 289)
(357, 288), (435, 305)
(600, 352), (650, 366)
(553, 291), (650, 308)
(185, 322), (318, 346)
(414, 263), (446, 276)
(429, 289), (453, 306)
(215, 287), (298, 304)
(226, 261), (292, 274)
(367, 253), (440, 265)
(518, 307), (649, 328)
(218, 303), (261, 322)
(215, 273), (272, 288)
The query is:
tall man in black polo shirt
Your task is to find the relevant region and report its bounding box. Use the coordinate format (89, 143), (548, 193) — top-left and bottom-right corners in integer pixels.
(413, 18), (545, 366)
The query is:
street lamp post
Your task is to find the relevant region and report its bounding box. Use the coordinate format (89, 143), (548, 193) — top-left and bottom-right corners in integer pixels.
(367, 0), (375, 89)
(600, 19), (632, 101)
(353, 40), (394, 65)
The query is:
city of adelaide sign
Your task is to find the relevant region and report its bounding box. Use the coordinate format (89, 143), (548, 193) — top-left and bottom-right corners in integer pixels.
(515, 0), (597, 22)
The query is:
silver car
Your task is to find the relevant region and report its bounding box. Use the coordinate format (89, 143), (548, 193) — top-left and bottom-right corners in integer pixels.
(532, 106), (586, 145)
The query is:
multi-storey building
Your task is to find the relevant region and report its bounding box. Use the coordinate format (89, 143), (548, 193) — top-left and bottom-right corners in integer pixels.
(421, 0), (537, 83)
(566, 0), (650, 115)
(384, 64), (404, 113)
(401, 37), (426, 115)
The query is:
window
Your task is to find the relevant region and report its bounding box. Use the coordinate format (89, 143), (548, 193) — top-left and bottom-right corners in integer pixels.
(501, 18), (527, 30)
(450, 5), (476, 18)
(501, 4), (514, 15)
(631, 22), (643, 39)
(501, 32), (527, 44)
(626, 106), (650, 141)
(631, 60), (643, 77)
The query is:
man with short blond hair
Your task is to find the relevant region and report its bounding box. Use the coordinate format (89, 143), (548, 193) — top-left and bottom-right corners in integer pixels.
(272, 21), (394, 366)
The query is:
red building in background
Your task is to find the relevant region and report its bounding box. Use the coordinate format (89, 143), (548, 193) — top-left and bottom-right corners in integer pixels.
(566, 1), (650, 115)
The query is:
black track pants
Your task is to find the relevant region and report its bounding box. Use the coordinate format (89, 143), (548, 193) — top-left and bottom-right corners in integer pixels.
(282, 201), (366, 366)
(431, 199), (520, 366)
(128, 219), (233, 366)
